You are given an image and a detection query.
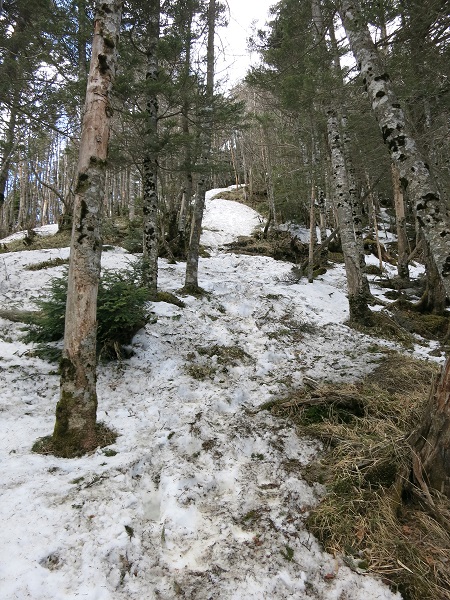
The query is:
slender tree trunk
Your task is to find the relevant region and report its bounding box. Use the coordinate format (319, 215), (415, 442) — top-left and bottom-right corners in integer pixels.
(340, 114), (367, 275)
(52, 0), (122, 457)
(178, 3), (194, 252)
(339, 0), (450, 299)
(308, 183), (317, 283)
(327, 108), (372, 324)
(185, 0), (215, 291)
(262, 124), (277, 229)
(392, 163), (410, 280)
(142, 0), (160, 297)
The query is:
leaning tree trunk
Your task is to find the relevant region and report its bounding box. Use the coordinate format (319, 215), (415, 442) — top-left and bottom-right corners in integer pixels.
(53, 0), (122, 457)
(339, 0), (450, 299)
(327, 108), (372, 325)
(142, 0), (160, 297)
(184, 0), (215, 291)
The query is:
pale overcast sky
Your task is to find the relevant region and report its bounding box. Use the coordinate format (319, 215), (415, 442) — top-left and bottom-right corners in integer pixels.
(217, 0), (275, 88)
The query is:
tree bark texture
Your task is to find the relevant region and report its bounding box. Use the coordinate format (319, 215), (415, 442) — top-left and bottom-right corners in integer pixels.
(308, 184), (317, 283)
(339, 0), (450, 299)
(178, 2), (195, 248)
(340, 114), (367, 275)
(185, 0), (215, 290)
(142, 0), (160, 297)
(327, 108), (371, 324)
(391, 163), (410, 280)
(53, 0), (122, 457)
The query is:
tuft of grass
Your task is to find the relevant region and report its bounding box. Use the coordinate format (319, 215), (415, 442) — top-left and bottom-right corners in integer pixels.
(270, 353), (450, 600)
(186, 364), (217, 381)
(350, 310), (415, 348)
(178, 285), (211, 298)
(25, 257), (69, 271)
(155, 291), (185, 308)
(280, 545), (295, 562)
(196, 343), (252, 366)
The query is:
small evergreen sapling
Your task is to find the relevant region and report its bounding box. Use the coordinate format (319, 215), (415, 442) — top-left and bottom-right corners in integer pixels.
(25, 262), (150, 358)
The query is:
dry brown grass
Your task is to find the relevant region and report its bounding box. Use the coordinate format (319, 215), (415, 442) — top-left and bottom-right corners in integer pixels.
(270, 353), (450, 600)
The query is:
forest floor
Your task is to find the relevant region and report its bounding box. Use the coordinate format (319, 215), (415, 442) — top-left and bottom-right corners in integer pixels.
(0, 188), (446, 599)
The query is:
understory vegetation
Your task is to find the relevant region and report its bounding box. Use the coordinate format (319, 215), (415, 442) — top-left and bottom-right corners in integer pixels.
(24, 262), (150, 360)
(265, 354), (450, 600)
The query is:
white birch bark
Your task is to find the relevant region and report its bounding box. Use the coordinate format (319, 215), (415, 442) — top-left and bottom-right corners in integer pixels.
(327, 108), (372, 323)
(53, 0), (122, 457)
(339, 0), (450, 298)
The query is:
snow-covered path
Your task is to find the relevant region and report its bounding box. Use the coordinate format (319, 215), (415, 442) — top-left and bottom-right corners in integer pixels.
(0, 189), (402, 599)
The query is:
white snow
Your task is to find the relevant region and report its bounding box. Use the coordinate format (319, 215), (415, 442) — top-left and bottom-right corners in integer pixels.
(1, 187), (440, 599)
(0, 223), (58, 244)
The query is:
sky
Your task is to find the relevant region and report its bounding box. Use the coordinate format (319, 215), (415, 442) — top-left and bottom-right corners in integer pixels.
(217, 0), (276, 87)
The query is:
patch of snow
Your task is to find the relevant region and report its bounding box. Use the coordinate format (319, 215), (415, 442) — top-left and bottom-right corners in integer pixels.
(1, 188), (435, 599)
(0, 223), (59, 244)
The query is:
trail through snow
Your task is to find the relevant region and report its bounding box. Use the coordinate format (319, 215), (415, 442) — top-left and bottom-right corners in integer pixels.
(1, 187), (435, 599)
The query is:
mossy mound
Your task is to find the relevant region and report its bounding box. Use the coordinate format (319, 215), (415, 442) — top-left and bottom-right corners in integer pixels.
(32, 422), (117, 458)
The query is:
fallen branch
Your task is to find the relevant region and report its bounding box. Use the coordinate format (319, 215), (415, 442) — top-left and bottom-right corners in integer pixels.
(300, 227), (340, 273)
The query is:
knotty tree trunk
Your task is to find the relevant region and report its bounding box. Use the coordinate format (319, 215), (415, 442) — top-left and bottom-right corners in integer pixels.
(142, 0), (160, 297)
(339, 0), (450, 299)
(184, 0), (215, 291)
(53, 0), (122, 457)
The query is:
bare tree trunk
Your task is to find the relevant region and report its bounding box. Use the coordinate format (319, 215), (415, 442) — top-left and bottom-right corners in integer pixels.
(327, 108), (372, 324)
(340, 114), (367, 275)
(52, 0), (122, 457)
(339, 0), (450, 299)
(142, 0), (160, 297)
(184, 0), (215, 291)
(392, 163), (410, 281)
(178, 2), (194, 252)
(261, 124), (277, 229)
(308, 183), (317, 283)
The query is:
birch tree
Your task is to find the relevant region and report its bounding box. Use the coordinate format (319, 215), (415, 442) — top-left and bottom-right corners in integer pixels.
(52, 0), (122, 457)
(338, 0), (450, 299)
(335, 0), (450, 500)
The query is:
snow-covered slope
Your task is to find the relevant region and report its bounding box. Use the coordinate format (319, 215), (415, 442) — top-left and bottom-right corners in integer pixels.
(0, 189), (415, 599)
